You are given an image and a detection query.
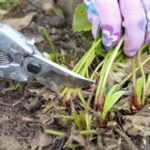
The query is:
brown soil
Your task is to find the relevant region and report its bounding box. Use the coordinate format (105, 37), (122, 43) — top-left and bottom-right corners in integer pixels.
(0, 1), (150, 150)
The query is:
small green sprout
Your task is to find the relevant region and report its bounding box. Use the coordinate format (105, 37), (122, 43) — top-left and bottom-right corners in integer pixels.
(94, 38), (124, 111)
(131, 49), (150, 110)
(101, 85), (125, 124)
(12, 82), (24, 91)
(118, 44), (150, 87)
(62, 110), (97, 136)
(46, 129), (66, 137)
(42, 27), (59, 63)
(62, 102), (96, 135)
(79, 130), (98, 136)
(61, 39), (101, 106)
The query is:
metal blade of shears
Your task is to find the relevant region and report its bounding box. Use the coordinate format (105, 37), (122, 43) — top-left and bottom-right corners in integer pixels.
(32, 53), (94, 88)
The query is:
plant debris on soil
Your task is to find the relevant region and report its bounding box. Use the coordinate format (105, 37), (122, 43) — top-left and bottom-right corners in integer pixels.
(0, 0), (150, 150)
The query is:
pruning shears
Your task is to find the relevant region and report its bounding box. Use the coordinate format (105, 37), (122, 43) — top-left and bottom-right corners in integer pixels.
(0, 23), (94, 88)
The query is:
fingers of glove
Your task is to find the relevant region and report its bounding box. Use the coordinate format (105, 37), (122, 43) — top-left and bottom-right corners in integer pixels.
(87, 9), (100, 38)
(91, 15), (100, 38)
(84, 0), (100, 38)
(142, 0), (150, 43)
(94, 0), (122, 49)
(119, 0), (147, 57)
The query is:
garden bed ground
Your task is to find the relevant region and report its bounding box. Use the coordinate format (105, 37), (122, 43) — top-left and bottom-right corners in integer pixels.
(0, 0), (150, 150)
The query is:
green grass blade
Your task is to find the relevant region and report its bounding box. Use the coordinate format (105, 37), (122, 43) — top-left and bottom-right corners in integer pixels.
(96, 37), (124, 101)
(137, 50), (146, 105)
(146, 74), (150, 94)
(77, 89), (87, 106)
(80, 130), (97, 135)
(135, 77), (143, 105)
(46, 130), (66, 137)
(85, 114), (92, 130)
(62, 115), (74, 121)
(119, 44), (149, 88)
(73, 113), (82, 129)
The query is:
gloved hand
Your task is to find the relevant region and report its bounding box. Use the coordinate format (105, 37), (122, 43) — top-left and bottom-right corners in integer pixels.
(84, 0), (150, 56)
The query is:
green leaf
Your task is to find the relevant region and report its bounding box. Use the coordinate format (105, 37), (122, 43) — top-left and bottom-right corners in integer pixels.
(85, 114), (92, 130)
(72, 111), (82, 129)
(62, 115), (74, 120)
(95, 42), (107, 57)
(72, 3), (91, 32)
(14, 82), (24, 91)
(61, 39), (101, 103)
(46, 130), (66, 137)
(42, 102), (56, 113)
(105, 85), (119, 101)
(53, 8), (64, 18)
(118, 45), (150, 88)
(0, 9), (7, 16)
(137, 49), (146, 105)
(95, 46), (107, 57)
(74, 115), (81, 129)
(102, 86), (125, 119)
(146, 74), (150, 94)
(96, 38), (124, 102)
(135, 77), (143, 104)
(0, 0), (20, 4)
(80, 130), (97, 135)
(42, 27), (60, 63)
(77, 89), (86, 106)
(0, 0), (7, 3)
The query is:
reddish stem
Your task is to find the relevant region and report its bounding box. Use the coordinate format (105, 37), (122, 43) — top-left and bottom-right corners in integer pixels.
(94, 99), (104, 112)
(100, 119), (108, 128)
(61, 91), (77, 107)
(130, 95), (144, 111)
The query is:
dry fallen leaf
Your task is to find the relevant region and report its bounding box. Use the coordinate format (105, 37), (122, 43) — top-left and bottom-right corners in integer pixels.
(3, 12), (37, 31)
(39, 133), (53, 148)
(65, 130), (86, 148)
(123, 107), (150, 137)
(103, 136), (122, 150)
(30, 131), (52, 149)
(28, 87), (57, 101)
(24, 97), (41, 111)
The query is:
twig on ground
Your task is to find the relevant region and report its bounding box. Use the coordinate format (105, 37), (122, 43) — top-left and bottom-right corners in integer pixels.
(0, 101), (11, 107)
(114, 128), (138, 150)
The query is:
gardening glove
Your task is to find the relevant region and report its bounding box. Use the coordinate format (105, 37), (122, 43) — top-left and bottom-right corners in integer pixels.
(84, 0), (150, 57)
